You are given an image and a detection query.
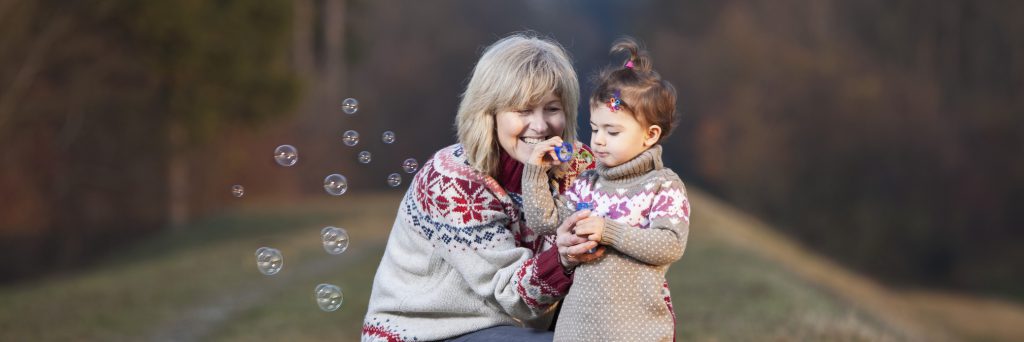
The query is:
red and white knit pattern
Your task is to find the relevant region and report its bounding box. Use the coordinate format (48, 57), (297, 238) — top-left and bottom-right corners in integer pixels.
(362, 144), (593, 342)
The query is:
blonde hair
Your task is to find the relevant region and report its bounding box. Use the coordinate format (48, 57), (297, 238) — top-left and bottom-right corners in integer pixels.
(456, 33), (580, 177)
(591, 36), (678, 141)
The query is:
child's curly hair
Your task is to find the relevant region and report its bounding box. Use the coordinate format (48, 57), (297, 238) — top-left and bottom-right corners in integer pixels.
(590, 37), (678, 141)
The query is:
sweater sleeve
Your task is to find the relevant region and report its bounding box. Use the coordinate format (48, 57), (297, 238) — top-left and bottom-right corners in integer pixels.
(521, 164), (575, 236)
(601, 174), (691, 266)
(419, 171), (572, 319)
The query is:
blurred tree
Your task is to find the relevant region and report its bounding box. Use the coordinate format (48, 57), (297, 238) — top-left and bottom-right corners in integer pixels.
(0, 0), (299, 278)
(635, 0), (1024, 298)
(92, 0), (300, 228)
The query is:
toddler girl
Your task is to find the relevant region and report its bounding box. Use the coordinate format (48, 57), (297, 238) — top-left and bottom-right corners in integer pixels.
(522, 37), (691, 342)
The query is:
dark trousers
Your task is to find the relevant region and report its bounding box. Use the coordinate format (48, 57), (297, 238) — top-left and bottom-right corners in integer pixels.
(445, 325), (553, 342)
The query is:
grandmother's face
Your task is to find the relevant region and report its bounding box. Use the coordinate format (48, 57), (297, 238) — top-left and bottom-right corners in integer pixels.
(495, 92), (566, 164)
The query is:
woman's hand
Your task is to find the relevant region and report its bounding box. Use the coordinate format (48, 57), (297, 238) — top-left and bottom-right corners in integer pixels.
(556, 210), (605, 269)
(526, 137), (565, 166)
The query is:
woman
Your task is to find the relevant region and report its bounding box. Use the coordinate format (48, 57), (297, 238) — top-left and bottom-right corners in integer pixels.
(361, 33), (602, 342)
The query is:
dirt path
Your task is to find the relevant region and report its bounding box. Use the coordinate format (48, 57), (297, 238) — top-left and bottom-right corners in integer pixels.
(145, 194), (401, 342)
(146, 241), (379, 342)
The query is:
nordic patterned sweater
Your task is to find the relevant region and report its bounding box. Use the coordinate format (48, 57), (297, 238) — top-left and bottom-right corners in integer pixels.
(362, 143), (595, 342)
(522, 145), (691, 342)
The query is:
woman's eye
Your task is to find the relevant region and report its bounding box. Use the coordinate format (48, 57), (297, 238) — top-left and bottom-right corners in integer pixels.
(591, 129), (598, 133)
(608, 132), (620, 136)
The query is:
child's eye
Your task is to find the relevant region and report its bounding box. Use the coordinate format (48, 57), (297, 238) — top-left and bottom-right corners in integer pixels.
(608, 132), (620, 136)
(591, 129), (598, 133)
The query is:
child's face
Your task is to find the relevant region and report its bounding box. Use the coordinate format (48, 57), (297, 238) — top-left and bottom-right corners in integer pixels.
(495, 93), (566, 164)
(589, 105), (658, 167)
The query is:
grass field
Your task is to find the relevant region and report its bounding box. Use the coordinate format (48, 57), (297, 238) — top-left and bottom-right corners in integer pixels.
(1, 190), (1021, 341)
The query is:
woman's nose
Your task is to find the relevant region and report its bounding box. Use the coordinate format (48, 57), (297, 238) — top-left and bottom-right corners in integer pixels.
(526, 112), (548, 133)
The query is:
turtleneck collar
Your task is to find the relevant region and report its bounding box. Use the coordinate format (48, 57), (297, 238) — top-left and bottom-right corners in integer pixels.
(496, 148), (524, 194)
(596, 145), (664, 181)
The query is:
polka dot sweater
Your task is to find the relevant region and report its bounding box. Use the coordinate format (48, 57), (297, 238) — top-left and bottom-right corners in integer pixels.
(522, 145), (691, 342)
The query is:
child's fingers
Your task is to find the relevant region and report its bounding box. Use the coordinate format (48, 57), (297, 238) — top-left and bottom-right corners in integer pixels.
(574, 223), (597, 236)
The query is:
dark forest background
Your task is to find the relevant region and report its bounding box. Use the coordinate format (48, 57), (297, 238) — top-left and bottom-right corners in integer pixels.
(1, 0), (1021, 302)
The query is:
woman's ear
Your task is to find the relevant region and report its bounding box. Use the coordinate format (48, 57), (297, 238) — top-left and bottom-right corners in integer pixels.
(643, 125), (662, 146)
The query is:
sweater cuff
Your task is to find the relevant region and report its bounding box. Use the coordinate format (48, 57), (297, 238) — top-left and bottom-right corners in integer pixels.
(522, 163), (551, 184)
(535, 247), (573, 295)
(601, 219), (631, 248)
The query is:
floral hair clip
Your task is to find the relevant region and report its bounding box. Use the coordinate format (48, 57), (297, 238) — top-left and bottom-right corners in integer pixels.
(607, 90), (622, 112)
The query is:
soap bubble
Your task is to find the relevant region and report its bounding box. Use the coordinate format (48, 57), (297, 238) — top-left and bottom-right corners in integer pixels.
(255, 247), (283, 275)
(321, 226), (350, 255)
(274, 145), (298, 167)
(387, 173), (402, 187)
(358, 151), (372, 164)
(554, 142), (573, 162)
(324, 173), (348, 196)
(341, 98), (358, 115)
(402, 158), (419, 173)
(231, 185), (245, 198)
(343, 130), (359, 147)
(381, 131), (396, 144)
(315, 283), (344, 312)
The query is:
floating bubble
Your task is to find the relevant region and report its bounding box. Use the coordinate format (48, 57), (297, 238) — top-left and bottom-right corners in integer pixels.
(231, 185), (245, 198)
(315, 283), (344, 312)
(341, 98), (359, 115)
(342, 130), (360, 147)
(381, 131), (396, 144)
(387, 173), (402, 187)
(255, 247), (283, 275)
(554, 142), (573, 162)
(402, 158), (419, 173)
(358, 151), (372, 164)
(274, 145), (298, 167)
(321, 226), (350, 255)
(324, 173), (348, 196)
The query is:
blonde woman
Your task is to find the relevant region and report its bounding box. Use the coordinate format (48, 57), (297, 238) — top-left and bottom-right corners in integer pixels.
(362, 33), (601, 342)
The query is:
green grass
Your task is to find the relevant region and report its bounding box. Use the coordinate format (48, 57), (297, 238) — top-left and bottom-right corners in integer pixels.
(0, 192), (908, 341)
(671, 232), (898, 340)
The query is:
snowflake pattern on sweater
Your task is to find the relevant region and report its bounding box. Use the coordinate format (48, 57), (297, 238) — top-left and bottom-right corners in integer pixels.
(361, 143), (594, 342)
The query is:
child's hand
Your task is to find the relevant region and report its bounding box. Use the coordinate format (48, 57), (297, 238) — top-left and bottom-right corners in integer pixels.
(573, 216), (605, 243)
(526, 137), (564, 166)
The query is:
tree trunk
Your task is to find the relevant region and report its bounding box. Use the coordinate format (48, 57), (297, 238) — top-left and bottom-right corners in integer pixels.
(168, 121), (189, 230)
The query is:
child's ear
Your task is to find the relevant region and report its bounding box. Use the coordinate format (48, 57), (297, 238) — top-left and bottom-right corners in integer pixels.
(643, 125), (662, 147)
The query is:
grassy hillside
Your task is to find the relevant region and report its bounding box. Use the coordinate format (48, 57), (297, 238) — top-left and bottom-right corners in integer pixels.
(0, 190), (1020, 341)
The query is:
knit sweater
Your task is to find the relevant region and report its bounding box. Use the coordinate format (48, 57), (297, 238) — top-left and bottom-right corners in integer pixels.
(362, 143), (595, 342)
(522, 145), (691, 342)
